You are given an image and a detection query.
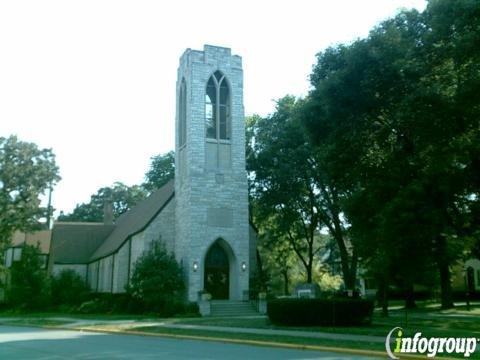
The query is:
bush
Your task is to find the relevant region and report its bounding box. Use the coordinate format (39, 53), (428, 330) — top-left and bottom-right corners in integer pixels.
(128, 240), (185, 315)
(51, 269), (90, 308)
(76, 293), (144, 314)
(267, 298), (374, 326)
(7, 245), (51, 310)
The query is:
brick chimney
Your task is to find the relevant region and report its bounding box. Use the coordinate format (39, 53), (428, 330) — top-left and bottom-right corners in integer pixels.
(103, 201), (114, 225)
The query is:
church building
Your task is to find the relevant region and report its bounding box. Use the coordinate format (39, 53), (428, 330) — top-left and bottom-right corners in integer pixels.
(48, 45), (257, 303)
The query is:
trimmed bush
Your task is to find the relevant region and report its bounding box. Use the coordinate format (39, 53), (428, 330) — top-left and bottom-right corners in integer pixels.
(128, 240), (185, 315)
(76, 293), (144, 314)
(51, 269), (90, 308)
(267, 298), (374, 326)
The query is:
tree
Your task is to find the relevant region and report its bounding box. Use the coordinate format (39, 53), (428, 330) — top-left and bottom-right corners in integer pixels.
(257, 225), (296, 295)
(143, 151), (175, 192)
(0, 135), (60, 249)
(303, 0), (480, 309)
(7, 244), (51, 310)
(247, 99), (356, 287)
(58, 182), (147, 222)
(247, 101), (321, 284)
(128, 240), (184, 315)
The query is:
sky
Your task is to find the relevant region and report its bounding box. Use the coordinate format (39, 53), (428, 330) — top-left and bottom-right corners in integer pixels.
(0, 0), (427, 215)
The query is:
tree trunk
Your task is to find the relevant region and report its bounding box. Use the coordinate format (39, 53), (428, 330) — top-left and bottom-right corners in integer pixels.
(378, 278), (389, 317)
(404, 282), (416, 309)
(435, 236), (454, 309)
(282, 270), (289, 295)
(306, 261), (313, 283)
(344, 252), (358, 291)
(439, 261), (454, 309)
(332, 229), (357, 292)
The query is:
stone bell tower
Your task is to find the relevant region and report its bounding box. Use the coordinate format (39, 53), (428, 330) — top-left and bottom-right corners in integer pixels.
(174, 45), (250, 302)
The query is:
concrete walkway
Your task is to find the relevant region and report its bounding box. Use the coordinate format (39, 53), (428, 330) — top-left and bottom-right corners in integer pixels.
(24, 317), (385, 343)
(4, 308), (479, 345)
(0, 325), (380, 359)
(148, 323), (385, 343)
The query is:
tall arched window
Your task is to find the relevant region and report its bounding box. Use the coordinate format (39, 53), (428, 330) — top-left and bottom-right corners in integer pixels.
(205, 71), (230, 140)
(179, 78), (187, 147)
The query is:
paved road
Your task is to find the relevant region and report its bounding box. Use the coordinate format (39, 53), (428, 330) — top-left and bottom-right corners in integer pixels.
(0, 325), (380, 359)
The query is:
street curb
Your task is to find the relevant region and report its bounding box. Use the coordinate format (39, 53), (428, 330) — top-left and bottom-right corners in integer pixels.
(65, 325), (458, 360)
(0, 321), (461, 360)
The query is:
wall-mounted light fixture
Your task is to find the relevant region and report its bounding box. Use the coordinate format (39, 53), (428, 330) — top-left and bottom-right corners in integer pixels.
(193, 261), (198, 272)
(241, 261), (247, 272)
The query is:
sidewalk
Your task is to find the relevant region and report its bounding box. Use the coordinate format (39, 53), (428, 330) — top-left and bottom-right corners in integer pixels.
(26, 317), (384, 343)
(0, 315), (465, 360)
(148, 323), (385, 343)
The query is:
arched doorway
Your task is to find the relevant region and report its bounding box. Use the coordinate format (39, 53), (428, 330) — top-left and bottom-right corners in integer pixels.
(204, 241), (229, 299)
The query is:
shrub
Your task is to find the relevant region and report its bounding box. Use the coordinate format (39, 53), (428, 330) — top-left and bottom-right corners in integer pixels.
(76, 293), (144, 314)
(51, 269), (90, 308)
(7, 245), (51, 310)
(183, 301), (200, 316)
(267, 298), (374, 326)
(128, 240), (185, 315)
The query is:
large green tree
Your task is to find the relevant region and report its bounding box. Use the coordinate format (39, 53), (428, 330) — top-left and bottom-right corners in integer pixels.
(303, 0), (480, 309)
(58, 182), (147, 222)
(0, 135), (60, 249)
(143, 151), (175, 192)
(247, 98), (357, 287)
(58, 151), (175, 222)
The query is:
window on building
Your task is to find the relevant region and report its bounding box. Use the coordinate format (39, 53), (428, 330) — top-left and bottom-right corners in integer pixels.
(13, 247), (22, 262)
(205, 71), (230, 140)
(179, 78), (187, 147)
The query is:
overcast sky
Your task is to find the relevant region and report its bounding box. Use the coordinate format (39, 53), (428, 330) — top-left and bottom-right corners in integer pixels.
(0, 0), (427, 215)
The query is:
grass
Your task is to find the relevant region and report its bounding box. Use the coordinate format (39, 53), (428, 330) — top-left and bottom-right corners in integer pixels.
(0, 304), (478, 358)
(132, 325), (386, 353)
(171, 306), (480, 339)
(0, 318), (73, 327)
(0, 311), (154, 321)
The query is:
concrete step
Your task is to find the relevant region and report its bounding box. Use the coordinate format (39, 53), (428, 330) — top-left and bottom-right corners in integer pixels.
(210, 301), (258, 317)
(211, 304), (254, 309)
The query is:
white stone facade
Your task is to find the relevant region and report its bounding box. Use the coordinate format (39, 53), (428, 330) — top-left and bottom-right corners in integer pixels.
(50, 45), (255, 304)
(175, 45), (251, 301)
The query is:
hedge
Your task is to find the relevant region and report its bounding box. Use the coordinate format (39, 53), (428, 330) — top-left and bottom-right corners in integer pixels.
(267, 298), (374, 326)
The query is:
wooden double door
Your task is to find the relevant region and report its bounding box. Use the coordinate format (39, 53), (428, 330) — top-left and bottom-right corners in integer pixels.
(204, 242), (229, 300)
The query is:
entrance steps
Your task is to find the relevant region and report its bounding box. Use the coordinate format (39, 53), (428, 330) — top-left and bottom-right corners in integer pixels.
(210, 300), (258, 317)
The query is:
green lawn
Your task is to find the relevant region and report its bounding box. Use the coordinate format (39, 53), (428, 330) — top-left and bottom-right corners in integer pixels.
(172, 306), (480, 339)
(133, 325), (386, 353)
(0, 304), (477, 358)
(0, 311), (154, 321)
(0, 318), (72, 327)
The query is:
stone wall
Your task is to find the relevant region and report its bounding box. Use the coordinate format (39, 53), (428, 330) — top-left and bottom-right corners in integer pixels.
(112, 239), (129, 293)
(98, 256), (113, 292)
(175, 45), (250, 301)
(249, 224), (258, 280)
(87, 261), (99, 291)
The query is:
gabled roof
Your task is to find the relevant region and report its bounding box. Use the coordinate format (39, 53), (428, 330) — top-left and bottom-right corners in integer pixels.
(11, 230), (51, 254)
(89, 180), (174, 261)
(50, 223), (115, 264)
(49, 180), (175, 265)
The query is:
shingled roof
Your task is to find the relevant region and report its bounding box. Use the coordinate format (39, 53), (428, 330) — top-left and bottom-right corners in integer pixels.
(49, 180), (175, 266)
(49, 223), (115, 264)
(90, 179), (174, 261)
